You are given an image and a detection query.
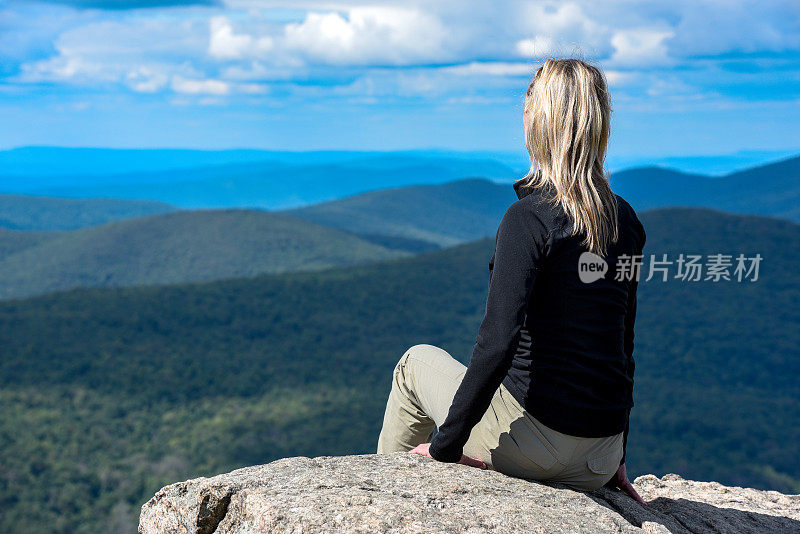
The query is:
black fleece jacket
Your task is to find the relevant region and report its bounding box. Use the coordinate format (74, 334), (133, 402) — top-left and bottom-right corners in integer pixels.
(428, 178), (646, 465)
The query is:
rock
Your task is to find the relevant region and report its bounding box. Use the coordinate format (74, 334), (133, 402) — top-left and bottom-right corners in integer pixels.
(139, 453), (800, 533)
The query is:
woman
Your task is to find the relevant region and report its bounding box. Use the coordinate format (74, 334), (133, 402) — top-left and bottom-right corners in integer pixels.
(376, 57), (647, 504)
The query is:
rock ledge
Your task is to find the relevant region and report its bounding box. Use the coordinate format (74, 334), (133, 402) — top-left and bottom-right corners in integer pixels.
(139, 453), (800, 533)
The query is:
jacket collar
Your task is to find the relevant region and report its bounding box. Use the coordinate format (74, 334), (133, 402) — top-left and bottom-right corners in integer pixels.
(513, 171), (554, 200)
(513, 176), (535, 200)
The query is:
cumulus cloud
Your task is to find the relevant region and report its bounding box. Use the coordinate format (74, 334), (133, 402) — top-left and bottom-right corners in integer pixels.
(443, 62), (534, 77)
(18, 53), (115, 84)
(645, 76), (711, 99)
(604, 70), (637, 87)
(208, 16), (273, 59)
(5, 0), (800, 108)
(12, 16), (208, 85)
(515, 36), (556, 58)
(609, 27), (675, 67)
(171, 75), (230, 94)
(236, 82), (268, 94)
(514, 2), (612, 58)
(34, 0), (219, 9)
(283, 7), (449, 66)
(126, 65), (170, 92)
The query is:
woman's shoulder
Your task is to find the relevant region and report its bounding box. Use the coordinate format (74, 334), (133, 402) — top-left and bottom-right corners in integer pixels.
(614, 193), (646, 247)
(507, 187), (561, 234)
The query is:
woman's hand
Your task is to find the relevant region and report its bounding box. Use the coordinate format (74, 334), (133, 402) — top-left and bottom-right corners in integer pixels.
(409, 443), (488, 469)
(605, 463), (647, 505)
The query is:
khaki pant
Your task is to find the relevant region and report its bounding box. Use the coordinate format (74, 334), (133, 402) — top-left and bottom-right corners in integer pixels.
(377, 344), (624, 491)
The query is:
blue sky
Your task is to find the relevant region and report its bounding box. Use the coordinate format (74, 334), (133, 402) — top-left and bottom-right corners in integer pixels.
(1, 0), (799, 165)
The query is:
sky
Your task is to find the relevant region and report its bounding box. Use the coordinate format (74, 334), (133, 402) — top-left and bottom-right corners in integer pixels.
(1, 0), (799, 164)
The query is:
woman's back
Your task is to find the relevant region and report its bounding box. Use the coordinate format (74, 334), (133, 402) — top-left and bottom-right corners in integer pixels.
(379, 57), (649, 500)
(500, 179), (646, 439)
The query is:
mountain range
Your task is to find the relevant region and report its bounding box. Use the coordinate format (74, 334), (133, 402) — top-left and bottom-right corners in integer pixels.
(0, 194), (175, 231)
(283, 177), (515, 247)
(0, 153), (797, 300)
(0, 207), (797, 533)
(0, 152), (518, 210)
(0, 209), (408, 300)
(0, 150), (798, 532)
(610, 154), (800, 220)
(1, 150), (797, 218)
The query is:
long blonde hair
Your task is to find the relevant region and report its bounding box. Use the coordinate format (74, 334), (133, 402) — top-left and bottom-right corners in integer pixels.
(522, 57), (618, 256)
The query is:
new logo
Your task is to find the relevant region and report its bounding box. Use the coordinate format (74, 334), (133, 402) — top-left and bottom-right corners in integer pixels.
(578, 252), (608, 283)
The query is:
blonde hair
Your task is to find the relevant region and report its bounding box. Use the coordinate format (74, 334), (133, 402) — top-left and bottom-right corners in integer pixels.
(522, 57), (618, 256)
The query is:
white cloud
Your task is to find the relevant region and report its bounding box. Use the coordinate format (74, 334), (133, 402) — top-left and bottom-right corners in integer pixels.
(208, 16), (273, 60)
(646, 76), (707, 99)
(171, 75), (230, 95)
(515, 2), (611, 57)
(604, 70), (637, 87)
(6, 0), (800, 109)
(514, 36), (556, 58)
(169, 95), (230, 106)
(444, 95), (515, 105)
(12, 15), (208, 87)
(283, 7), (448, 65)
(443, 62), (534, 77)
(609, 27), (675, 67)
(18, 54), (115, 84)
(237, 82), (268, 94)
(126, 65), (170, 93)
(221, 60), (300, 81)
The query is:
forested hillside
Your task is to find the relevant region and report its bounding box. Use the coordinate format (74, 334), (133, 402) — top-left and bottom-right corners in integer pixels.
(1, 154), (796, 301)
(0, 209), (408, 299)
(0, 208), (797, 532)
(0, 194), (176, 231)
(284, 177), (516, 247)
(611, 154), (800, 221)
(285, 156), (800, 242)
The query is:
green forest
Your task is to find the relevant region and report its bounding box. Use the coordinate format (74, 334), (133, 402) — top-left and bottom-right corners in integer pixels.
(0, 207), (798, 532)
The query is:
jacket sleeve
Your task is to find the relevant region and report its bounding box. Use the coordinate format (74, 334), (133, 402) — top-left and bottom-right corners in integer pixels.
(619, 277), (636, 466)
(620, 220), (646, 466)
(429, 202), (547, 462)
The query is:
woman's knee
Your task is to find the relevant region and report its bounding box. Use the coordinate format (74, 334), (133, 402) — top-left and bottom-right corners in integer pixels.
(392, 344), (463, 394)
(397, 343), (447, 368)
(389, 344), (468, 426)
(392, 345), (426, 383)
